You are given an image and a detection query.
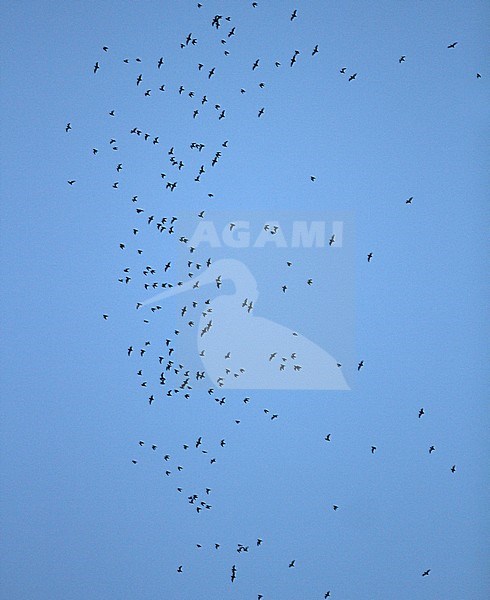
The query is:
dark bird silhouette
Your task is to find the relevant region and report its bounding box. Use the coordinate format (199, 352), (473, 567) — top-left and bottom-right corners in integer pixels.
(208, 67), (215, 78)
(406, 196), (413, 204)
(422, 569), (431, 576)
(177, 566), (183, 573)
(136, 74), (142, 86)
(94, 62), (99, 73)
(65, 123), (71, 132)
(358, 360), (364, 371)
(67, 180), (76, 185)
(399, 55), (406, 63)
(289, 560), (295, 568)
(333, 505), (339, 511)
(325, 434), (331, 442)
(367, 252), (373, 262)
(258, 107), (264, 117)
(476, 73), (481, 78)
(371, 446), (376, 454)
(340, 67), (346, 73)
(157, 57), (164, 69)
(349, 73), (357, 81)
(290, 9), (297, 21)
(429, 445), (435, 454)
(312, 44), (319, 55)
(102, 314), (108, 320)
(418, 408), (424, 418)
(451, 465), (456, 473)
(447, 42), (458, 48)
(252, 59), (260, 70)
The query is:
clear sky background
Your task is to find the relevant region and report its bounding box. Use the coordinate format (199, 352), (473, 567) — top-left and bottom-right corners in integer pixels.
(1, 1), (489, 599)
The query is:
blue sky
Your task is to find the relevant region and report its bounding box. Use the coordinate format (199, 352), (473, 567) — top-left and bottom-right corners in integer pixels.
(1, 1), (489, 599)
